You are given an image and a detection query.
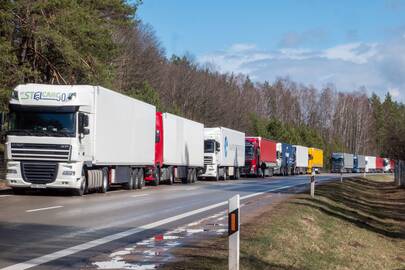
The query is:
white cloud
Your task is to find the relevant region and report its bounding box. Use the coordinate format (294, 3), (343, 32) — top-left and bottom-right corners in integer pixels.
(197, 37), (405, 102)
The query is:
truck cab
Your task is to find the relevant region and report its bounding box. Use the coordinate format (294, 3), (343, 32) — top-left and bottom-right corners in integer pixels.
(331, 153), (344, 173)
(5, 84), (93, 194)
(203, 138), (221, 179)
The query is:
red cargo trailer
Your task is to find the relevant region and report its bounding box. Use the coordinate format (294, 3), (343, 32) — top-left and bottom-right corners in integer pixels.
(244, 137), (277, 177)
(376, 157), (384, 172)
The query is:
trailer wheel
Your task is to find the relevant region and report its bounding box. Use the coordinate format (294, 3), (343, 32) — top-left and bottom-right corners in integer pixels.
(151, 167), (160, 186)
(192, 168), (197, 183)
(215, 167), (220, 181)
(137, 169), (145, 189)
(223, 168), (228, 180)
(100, 168), (109, 193)
(168, 167), (174, 185)
(235, 168), (240, 180)
(133, 168), (139, 189)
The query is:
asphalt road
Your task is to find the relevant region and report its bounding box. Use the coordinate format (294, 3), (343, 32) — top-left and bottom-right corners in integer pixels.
(0, 173), (361, 270)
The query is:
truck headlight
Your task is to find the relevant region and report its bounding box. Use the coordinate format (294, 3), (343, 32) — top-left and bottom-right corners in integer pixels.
(7, 169), (17, 174)
(62, 171), (75, 176)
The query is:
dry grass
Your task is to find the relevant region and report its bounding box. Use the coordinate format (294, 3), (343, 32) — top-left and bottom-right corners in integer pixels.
(162, 175), (405, 270)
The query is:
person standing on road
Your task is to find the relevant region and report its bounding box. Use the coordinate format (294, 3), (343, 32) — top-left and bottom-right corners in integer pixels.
(261, 162), (267, 178)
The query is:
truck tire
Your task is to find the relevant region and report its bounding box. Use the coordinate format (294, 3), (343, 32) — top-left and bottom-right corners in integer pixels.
(223, 169), (228, 180)
(192, 168), (197, 183)
(168, 167), (174, 185)
(215, 167), (220, 181)
(235, 168), (240, 180)
(74, 177), (87, 196)
(151, 167), (160, 186)
(124, 170), (135, 190)
(100, 168), (109, 193)
(133, 168), (139, 189)
(137, 169), (145, 189)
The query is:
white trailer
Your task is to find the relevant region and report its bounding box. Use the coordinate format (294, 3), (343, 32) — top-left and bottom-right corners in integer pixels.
(147, 112), (204, 185)
(365, 156), (376, 173)
(5, 84), (155, 195)
(201, 127), (245, 180)
(293, 145), (309, 174)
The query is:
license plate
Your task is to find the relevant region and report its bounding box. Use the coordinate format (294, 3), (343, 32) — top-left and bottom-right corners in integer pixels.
(31, 184), (46, 189)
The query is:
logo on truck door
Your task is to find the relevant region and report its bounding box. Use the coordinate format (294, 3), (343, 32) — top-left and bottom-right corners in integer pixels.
(224, 136), (229, 157)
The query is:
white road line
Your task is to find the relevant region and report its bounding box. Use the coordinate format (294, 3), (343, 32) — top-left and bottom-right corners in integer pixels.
(0, 195), (11, 198)
(2, 184), (296, 270)
(26, 206), (63, 213)
(130, 194), (149, 198)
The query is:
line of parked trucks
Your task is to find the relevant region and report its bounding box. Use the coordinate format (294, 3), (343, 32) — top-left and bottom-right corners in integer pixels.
(2, 84), (392, 196)
(331, 153), (395, 174)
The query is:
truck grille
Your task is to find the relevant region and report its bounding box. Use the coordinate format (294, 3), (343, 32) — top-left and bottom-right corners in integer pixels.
(204, 156), (213, 165)
(11, 143), (71, 161)
(21, 162), (58, 184)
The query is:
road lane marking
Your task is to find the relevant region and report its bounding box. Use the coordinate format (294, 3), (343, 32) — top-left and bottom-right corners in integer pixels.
(130, 194), (149, 198)
(26, 206), (63, 213)
(0, 195), (11, 198)
(2, 184), (297, 270)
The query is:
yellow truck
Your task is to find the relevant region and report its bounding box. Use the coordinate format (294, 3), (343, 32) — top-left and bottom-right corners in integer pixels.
(307, 148), (324, 174)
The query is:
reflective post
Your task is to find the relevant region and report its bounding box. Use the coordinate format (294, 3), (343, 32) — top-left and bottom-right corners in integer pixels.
(310, 170), (315, 198)
(228, 194), (240, 270)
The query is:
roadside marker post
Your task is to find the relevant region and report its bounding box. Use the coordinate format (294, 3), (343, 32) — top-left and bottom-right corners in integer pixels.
(310, 171), (315, 198)
(228, 194), (240, 270)
(340, 171), (343, 182)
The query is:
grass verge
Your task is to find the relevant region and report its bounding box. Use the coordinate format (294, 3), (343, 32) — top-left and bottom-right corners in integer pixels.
(162, 175), (405, 270)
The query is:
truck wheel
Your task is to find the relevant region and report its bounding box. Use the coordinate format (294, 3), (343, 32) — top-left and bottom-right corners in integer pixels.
(74, 177), (87, 196)
(152, 168), (160, 186)
(192, 168), (197, 183)
(137, 169), (145, 189)
(223, 169), (228, 181)
(215, 167), (220, 181)
(124, 170), (135, 190)
(235, 168), (240, 180)
(100, 168), (109, 193)
(133, 169), (139, 189)
(168, 167), (174, 185)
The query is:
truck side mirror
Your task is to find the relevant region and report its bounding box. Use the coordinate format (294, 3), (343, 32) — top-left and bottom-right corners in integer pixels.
(215, 142), (220, 152)
(79, 113), (90, 135)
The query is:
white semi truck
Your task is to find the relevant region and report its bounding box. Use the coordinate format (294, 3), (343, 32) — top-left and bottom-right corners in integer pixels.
(293, 145), (309, 174)
(201, 127), (245, 180)
(5, 84), (155, 195)
(145, 112), (204, 185)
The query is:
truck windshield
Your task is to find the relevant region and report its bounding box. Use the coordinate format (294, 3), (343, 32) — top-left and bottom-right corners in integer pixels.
(204, 140), (215, 153)
(245, 144), (254, 159)
(9, 111), (76, 137)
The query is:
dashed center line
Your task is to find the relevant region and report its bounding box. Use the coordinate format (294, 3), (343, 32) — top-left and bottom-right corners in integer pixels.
(0, 195), (11, 198)
(26, 206), (64, 213)
(130, 194), (149, 198)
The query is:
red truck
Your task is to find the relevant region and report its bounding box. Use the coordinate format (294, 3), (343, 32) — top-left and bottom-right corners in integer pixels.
(244, 137), (278, 177)
(376, 157), (384, 173)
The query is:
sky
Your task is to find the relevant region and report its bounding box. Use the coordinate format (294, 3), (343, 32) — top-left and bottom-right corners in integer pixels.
(137, 0), (405, 101)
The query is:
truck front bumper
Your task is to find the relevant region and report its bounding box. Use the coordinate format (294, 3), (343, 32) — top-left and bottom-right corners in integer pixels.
(201, 165), (218, 177)
(6, 161), (83, 190)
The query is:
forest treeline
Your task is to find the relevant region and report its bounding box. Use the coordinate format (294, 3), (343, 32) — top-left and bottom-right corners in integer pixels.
(1, 1), (404, 166)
